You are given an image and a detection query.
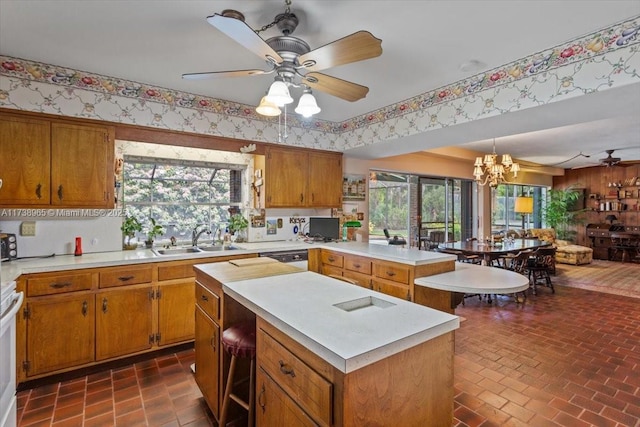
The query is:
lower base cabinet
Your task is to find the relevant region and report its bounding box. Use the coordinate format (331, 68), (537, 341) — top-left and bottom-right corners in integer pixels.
(25, 295), (95, 376)
(16, 254), (248, 384)
(194, 305), (220, 419)
(257, 368), (318, 427)
(96, 286), (153, 360)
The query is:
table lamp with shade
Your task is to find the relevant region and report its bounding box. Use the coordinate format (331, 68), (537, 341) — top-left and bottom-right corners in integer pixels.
(605, 214), (617, 225)
(514, 196), (534, 230)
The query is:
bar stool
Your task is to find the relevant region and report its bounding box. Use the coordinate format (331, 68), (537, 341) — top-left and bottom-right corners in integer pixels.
(219, 319), (256, 427)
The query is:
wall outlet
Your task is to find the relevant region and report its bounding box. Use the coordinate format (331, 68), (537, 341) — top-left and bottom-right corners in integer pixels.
(21, 221), (36, 236)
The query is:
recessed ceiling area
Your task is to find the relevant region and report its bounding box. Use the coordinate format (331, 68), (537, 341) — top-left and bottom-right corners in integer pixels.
(1, 1), (639, 169)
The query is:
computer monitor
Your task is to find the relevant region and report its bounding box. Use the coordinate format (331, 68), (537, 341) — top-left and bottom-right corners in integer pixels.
(309, 217), (340, 241)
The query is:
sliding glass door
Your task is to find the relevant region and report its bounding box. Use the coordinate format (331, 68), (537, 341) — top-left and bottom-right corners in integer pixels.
(419, 178), (473, 243)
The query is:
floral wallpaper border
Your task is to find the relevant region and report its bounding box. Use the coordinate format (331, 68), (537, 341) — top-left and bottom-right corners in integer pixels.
(0, 15), (638, 151)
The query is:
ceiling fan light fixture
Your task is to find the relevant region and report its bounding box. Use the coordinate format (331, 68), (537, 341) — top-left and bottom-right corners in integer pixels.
(295, 89), (321, 118)
(265, 80), (293, 106)
(256, 96), (281, 117)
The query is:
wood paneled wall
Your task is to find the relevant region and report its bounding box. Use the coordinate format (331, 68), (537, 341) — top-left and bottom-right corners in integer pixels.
(553, 164), (640, 245)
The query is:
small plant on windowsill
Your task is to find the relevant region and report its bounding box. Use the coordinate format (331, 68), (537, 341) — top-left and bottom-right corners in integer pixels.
(144, 218), (164, 248)
(121, 214), (142, 250)
(228, 213), (249, 242)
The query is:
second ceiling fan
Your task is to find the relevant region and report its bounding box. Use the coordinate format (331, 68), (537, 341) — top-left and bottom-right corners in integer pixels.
(182, 1), (383, 116)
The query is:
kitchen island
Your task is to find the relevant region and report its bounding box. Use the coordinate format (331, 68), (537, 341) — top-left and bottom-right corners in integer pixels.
(194, 261), (459, 426)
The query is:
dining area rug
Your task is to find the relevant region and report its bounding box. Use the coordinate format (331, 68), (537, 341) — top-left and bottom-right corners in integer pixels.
(553, 259), (640, 298)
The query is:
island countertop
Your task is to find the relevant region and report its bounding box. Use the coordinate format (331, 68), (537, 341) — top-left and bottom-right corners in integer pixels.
(221, 270), (459, 373)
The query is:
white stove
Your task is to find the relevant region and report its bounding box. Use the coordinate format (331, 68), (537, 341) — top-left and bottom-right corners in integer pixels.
(1, 278), (22, 427)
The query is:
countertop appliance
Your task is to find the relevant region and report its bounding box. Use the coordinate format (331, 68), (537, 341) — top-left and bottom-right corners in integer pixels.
(1, 279), (22, 427)
(258, 249), (308, 270)
(1, 234), (18, 262)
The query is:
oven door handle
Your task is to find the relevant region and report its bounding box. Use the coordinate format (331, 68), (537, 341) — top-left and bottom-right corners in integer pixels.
(1, 290), (24, 323)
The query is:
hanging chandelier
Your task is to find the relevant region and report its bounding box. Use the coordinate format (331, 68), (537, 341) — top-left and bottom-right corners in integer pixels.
(473, 139), (520, 187)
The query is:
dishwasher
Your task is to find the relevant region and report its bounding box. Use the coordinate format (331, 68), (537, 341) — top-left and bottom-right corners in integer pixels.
(258, 249), (308, 270)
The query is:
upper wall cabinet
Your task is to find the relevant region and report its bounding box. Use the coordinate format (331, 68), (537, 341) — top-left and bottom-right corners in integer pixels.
(265, 147), (342, 208)
(0, 112), (115, 208)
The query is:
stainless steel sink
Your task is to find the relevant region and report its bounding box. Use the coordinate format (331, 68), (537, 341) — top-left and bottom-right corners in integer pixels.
(152, 247), (202, 256)
(152, 245), (238, 256)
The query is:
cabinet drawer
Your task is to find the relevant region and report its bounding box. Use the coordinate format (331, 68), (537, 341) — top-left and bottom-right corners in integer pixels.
(99, 265), (153, 288)
(371, 278), (411, 300)
(158, 262), (196, 281)
(258, 329), (332, 426)
(196, 283), (219, 321)
(320, 251), (343, 268)
(27, 273), (93, 296)
(372, 261), (410, 284)
(343, 255), (371, 275)
(343, 270), (372, 289)
(321, 264), (343, 277)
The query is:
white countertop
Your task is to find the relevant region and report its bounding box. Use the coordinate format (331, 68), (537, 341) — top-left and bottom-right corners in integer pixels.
(1, 240), (455, 286)
(224, 271), (459, 373)
(415, 263), (530, 294)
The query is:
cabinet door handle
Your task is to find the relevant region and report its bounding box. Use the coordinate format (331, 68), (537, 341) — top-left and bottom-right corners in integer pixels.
(300, 193), (304, 203)
(386, 271), (396, 277)
(210, 329), (216, 352)
(353, 263), (361, 268)
(57, 185), (63, 200)
(328, 256), (335, 262)
(278, 360), (296, 377)
(35, 183), (42, 199)
(201, 294), (209, 302)
(50, 281), (71, 289)
(102, 298), (108, 313)
(82, 300), (88, 317)
(258, 384), (266, 413)
(118, 275), (134, 282)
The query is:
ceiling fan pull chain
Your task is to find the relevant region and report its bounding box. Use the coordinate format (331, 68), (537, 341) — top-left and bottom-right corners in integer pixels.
(255, 0), (293, 34)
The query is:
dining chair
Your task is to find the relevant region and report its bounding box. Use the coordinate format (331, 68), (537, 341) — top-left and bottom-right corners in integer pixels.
(527, 247), (556, 295)
(383, 228), (407, 246)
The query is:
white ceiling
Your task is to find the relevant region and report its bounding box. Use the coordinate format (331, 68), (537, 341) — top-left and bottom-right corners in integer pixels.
(1, 1), (639, 169)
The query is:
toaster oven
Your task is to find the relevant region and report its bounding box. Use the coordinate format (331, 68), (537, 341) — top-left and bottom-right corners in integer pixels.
(0, 234), (17, 262)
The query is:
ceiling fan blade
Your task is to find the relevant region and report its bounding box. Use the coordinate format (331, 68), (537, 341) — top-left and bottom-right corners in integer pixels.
(303, 72), (369, 102)
(299, 31), (382, 72)
(182, 69), (268, 80)
(207, 13), (283, 64)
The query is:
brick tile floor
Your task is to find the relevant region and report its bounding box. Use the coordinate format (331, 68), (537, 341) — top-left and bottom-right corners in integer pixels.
(16, 283), (640, 426)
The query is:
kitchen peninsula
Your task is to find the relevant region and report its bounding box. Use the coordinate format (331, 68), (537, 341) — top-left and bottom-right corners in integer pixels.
(194, 259), (459, 426)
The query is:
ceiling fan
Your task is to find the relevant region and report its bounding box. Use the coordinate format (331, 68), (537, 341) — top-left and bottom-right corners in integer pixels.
(571, 148), (640, 169)
(182, 1), (382, 114)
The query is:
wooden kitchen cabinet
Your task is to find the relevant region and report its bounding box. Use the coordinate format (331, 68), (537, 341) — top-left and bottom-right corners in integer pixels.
(0, 114), (51, 205)
(24, 294), (95, 376)
(195, 304), (220, 418)
(50, 121), (114, 207)
(265, 147), (342, 208)
(0, 111), (114, 208)
(16, 255), (250, 385)
(312, 248), (456, 310)
(96, 286), (153, 360)
(158, 282), (195, 346)
(256, 367), (319, 427)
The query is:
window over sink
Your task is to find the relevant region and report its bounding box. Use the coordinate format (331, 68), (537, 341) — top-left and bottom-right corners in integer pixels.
(122, 155), (245, 244)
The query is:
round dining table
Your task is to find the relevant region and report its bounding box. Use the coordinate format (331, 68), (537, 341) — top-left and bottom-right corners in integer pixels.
(438, 238), (551, 266)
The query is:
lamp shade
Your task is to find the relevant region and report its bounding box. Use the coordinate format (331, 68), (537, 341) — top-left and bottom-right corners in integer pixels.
(514, 196), (533, 214)
(294, 91), (321, 117)
(256, 96), (281, 116)
(265, 80), (293, 106)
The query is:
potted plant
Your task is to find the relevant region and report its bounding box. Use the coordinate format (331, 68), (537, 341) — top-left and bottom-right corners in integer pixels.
(144, 218), (164, 248)
(228, 213), (249, 242)
(541, 186), (586, 242)
(121, 214), (142, 250)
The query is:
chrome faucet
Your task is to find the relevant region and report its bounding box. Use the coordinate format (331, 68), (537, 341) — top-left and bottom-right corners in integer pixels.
(191, 224), (211, 247)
